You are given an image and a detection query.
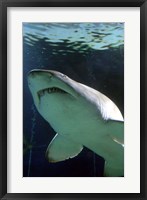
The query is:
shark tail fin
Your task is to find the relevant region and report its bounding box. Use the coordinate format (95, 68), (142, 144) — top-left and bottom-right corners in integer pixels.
(45, 133), (83, 163)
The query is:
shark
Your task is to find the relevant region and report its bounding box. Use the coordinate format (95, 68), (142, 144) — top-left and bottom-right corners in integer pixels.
(28, 69), (124, 177)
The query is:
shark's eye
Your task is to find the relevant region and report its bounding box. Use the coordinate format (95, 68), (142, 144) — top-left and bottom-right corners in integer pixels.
(61, 74), (67, 78)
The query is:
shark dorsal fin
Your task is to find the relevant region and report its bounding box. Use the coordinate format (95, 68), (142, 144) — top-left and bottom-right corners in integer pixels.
(45, 133), (83, 162)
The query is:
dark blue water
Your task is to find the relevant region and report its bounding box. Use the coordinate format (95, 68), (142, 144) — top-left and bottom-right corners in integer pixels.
(23, 23), (124, 177)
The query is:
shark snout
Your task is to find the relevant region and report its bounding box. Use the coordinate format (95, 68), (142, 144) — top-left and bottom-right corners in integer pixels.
(28, 70), (54, 91)
(28, 70), (56, 108)
(28, 70), (53, 81)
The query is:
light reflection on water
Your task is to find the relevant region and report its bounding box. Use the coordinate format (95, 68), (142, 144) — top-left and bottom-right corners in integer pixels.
(23, 23), (124, 53)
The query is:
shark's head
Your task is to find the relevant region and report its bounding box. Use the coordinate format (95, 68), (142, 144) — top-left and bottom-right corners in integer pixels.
(28, 69), (79, 105)
(28, 69), (84, 124)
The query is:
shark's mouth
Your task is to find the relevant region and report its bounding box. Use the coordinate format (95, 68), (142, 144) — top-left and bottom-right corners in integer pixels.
(37, 87), (68, 98)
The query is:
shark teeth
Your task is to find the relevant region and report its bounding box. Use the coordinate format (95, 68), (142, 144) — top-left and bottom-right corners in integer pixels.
(38, 87), (67, 97)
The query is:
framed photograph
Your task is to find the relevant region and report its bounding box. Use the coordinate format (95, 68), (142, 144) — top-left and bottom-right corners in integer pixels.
(0, 0), (146, 199)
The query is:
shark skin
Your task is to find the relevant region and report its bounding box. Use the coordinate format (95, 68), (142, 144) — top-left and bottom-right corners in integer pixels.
(28, 69), (124, 177)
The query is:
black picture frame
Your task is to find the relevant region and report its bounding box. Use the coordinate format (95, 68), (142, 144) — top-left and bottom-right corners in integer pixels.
(0, 0), (146, 199)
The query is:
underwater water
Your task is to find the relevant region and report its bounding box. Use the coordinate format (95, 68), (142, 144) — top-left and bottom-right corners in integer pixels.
(23, 22), (124, 177)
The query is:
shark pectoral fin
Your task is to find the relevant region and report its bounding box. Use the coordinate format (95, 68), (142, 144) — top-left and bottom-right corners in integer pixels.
(45, 133), (83, 163)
